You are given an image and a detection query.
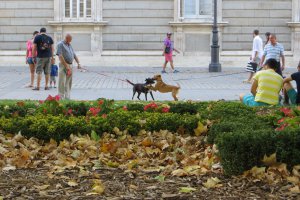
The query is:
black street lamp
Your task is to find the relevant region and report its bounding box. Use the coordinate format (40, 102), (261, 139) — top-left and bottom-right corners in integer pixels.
(209, 0), (221, 72)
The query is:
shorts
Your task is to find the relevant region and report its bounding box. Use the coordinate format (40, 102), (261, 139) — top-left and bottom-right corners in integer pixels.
(287, 88), (297, 105)
(50, 76), (56, 82)
(36, 57), (51, 75)
(27, 57), (34, 65)
(242, 94), (269, 107)
(165, 52), (173, 62)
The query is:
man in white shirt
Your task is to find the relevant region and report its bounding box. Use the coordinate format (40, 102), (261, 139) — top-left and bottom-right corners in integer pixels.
(244, 30), (263, 83)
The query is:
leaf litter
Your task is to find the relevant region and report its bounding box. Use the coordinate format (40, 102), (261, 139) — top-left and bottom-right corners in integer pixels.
(0, 131), (299, 199)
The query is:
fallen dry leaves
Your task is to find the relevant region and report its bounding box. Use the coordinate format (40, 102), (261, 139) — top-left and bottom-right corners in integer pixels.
(0, 131), (299, 198)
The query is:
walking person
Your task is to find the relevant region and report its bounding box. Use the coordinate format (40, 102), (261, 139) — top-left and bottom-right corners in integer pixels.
(162, 32), (180, 73)
(32, 27), (54, 90)
(56, 34), (81, 100)
(26, 31), (39, 87)
(50, 58), (58, 88)
(244, 30), (263, 83)
(260, 34), (285, 76)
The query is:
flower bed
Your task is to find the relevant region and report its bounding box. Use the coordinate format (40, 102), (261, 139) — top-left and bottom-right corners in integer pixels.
(0, 97), (299, 176)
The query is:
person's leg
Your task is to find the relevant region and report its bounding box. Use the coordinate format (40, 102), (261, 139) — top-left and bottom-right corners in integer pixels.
(58, 64), (66, 99)
(162, 61), (168, 72)
(44, 58), (51, 89)
(284, 82), (297, 105)
(170, 60), (174, 70)
(239, 94), (245, 102)
(65, 72), (73, 100)
(29, 63), (35, 87)
(34, 58), (43, 90)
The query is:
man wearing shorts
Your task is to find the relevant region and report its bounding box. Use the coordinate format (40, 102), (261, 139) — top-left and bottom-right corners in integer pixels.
(283, 62), (300, 105)
(32, 27), (54, 90)
(240, 58), (283, 107)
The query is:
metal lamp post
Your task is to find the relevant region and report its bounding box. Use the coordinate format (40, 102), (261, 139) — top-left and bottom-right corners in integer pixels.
(209, 0), (221, 72)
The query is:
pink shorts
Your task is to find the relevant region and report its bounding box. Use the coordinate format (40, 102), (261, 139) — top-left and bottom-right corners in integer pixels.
(164, 52), (173, 62)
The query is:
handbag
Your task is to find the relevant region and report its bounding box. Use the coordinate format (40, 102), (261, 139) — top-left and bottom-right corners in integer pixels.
(246, 62), (258, 73)
(165, 46), (171, 54)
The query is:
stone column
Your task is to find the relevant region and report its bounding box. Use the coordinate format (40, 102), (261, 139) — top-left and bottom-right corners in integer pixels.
(91, 26), (102, 55)
(54, 26), (63, 45)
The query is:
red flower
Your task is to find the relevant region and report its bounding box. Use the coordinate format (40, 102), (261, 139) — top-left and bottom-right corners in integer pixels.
(89, 107), (101, 116)
(46, 95), (54, 101)
(98, 100), (104, 105)
(277, 118), (285, 124)
(102, 114), (107, 118)
(43, 109), (47, 114)
(67, 108), (73, 115)
(280, 107), (293, 117)
(144, 102), (158, 111)
(162, 107), (170, 113)
(55, 95), (60, 101)
(275, 123), (288, 131)
(39, 100), (44, 104)
(123, 106), (128, 111)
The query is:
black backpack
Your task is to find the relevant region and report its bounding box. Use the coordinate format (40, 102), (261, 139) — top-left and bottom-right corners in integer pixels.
(39, 35), (50, 51)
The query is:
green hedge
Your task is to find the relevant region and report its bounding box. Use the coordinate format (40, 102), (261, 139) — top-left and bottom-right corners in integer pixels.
(0, 111), (200, 141)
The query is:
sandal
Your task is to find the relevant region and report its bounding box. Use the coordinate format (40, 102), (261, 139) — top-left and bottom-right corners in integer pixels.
(26, 85), (33, 88)
(32, 87), (40, 91)
(44, 87), (50, 90)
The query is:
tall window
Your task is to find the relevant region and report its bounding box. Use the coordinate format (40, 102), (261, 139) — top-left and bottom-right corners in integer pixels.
(65, 0), (92, 19)
(183, 0), (212, 18)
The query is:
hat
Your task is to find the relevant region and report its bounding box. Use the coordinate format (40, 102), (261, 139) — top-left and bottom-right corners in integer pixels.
(167, 32), (172, 35)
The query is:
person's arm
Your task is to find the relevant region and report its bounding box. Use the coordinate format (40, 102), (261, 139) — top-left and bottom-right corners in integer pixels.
(251, 79), (258, 96)
(283, 76), (293, 84)
(281, 55), (285, 71)
(26, 43), (28, 64)
(260, 55), (265, 67)
(32, 44), (37, 59)
(173, 48), (180, 54)
(74, 55), (81, 69)
(162, 45), (166, 56)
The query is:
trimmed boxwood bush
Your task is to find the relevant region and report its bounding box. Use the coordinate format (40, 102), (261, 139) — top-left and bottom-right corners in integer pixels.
(216, 129), (277, 176)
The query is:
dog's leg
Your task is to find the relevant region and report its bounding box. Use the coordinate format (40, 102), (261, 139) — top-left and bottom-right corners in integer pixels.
(145, 92), (148, 101)
(150, 91), (155, 100)
(137, 92), (141, 100)
(172, 90), (178, 101)
(132, 89), (136, 100)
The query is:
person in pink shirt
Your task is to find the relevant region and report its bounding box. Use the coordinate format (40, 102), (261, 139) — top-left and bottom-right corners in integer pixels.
(162, 32), (180, 73)
(26, 31), (39, 87)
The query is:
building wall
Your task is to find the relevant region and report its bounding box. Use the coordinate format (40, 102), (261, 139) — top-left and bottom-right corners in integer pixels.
(0, 0), (54, 50)
(102, 0), (173, 51)
(222, 0), (292, 51)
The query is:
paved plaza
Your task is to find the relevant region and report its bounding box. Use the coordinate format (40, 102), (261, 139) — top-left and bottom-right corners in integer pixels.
(0, 66), (296, 101)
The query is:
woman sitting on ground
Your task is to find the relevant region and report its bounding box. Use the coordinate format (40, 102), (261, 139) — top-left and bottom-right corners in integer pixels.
(240, 58), (283, 107)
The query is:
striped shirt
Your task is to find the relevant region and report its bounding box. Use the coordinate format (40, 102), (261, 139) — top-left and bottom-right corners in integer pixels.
(263, 42), (284, 62)
(253, 69), (283, 105)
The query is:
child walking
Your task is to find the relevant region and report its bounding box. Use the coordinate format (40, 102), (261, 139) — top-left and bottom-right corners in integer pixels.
(50, 58), (58, 88)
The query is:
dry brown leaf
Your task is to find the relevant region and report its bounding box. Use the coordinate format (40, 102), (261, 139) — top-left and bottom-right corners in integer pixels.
(171, 169), (188, 177)
(203, 177), (222, 188)
(2, 165), (16, 171)
(141, 137), (153, 147)
(67, 180), (78, 187)
(292, 165), (300, 177)
(34, 185), (50, 190)
(289, 185), (300, 193)
(286, 176), (299, 184)
(262, 153), (277, 166)
(87, 179), (105, 195)
(194, 122), (208, 136)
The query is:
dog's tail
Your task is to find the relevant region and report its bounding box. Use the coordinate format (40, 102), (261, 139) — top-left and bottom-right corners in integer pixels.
(176, 83), (181, 89)
(126, 79), (135, 86)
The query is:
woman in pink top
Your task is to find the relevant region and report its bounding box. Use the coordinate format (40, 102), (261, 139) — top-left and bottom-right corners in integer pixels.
(162, 32), (180, 73)
(26, 31), (39, 87)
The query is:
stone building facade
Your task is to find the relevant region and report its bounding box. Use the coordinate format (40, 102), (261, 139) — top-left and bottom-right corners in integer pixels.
(0, 0), (299, 60)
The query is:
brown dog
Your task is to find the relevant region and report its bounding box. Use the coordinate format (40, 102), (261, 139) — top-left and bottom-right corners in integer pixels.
(147, 74), (180, 101)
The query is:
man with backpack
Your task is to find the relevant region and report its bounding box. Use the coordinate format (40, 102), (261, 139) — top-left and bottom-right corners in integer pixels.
(32, 27), (54, 90)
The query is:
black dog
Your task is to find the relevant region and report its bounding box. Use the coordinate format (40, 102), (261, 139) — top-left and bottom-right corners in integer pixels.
(126, 78), (155, 101)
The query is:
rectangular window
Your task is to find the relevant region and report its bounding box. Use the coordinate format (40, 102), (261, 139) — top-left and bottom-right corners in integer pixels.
(65, 0), (92, 19)
(184, 0), (212, 18)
